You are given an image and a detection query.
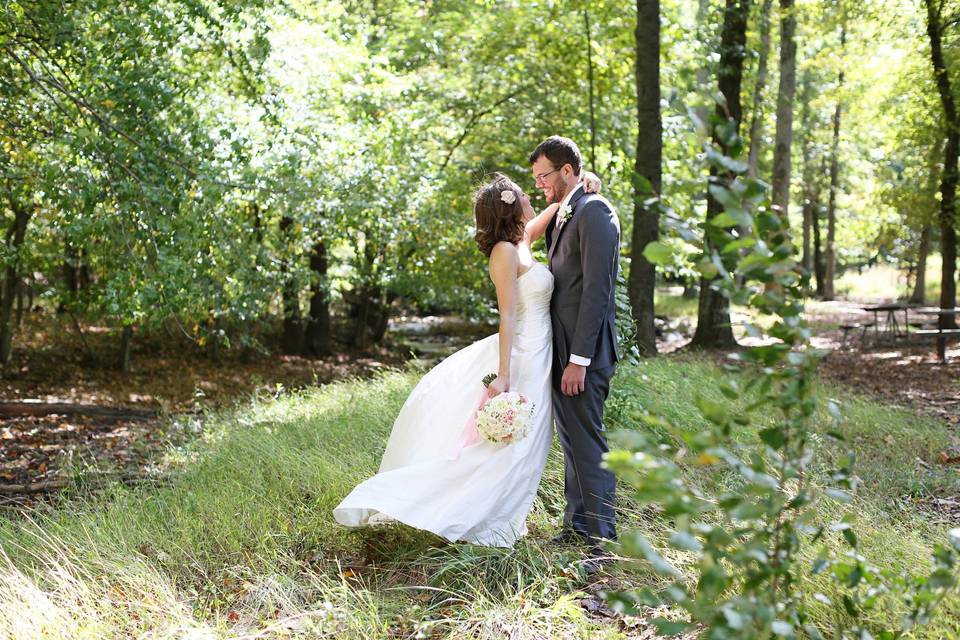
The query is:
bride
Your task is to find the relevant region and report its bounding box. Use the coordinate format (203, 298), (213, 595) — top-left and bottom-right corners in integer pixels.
(332, 171), (600, 547)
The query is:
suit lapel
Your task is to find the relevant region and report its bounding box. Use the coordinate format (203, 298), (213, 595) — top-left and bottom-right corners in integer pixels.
(545, 216), (557, 258)
(548, 185), (588, 263)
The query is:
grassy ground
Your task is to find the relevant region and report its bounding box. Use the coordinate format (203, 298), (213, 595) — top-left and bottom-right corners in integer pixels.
(835, 255), (942, 304)
(1, 356), (958, 638)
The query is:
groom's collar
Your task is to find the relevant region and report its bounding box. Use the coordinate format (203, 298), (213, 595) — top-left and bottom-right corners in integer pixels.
(558, 181), (583, 212)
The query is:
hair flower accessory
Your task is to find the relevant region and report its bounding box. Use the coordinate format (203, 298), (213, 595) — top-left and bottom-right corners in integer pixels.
(500, 190), (516, 205)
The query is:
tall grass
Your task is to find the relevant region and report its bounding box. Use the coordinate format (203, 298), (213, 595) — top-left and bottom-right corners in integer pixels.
(0, 357), (958, 637)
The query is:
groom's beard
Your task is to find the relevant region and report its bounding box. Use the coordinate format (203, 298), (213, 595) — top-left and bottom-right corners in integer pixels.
(550, 183), (569, 204)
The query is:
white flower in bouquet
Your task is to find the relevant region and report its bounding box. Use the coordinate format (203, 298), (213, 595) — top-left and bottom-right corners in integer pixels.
(476, 392), (536, 444)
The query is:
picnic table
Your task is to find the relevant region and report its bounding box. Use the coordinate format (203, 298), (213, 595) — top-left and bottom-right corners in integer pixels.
(913, 308), (960, 362)
(861, 303), (911, 344)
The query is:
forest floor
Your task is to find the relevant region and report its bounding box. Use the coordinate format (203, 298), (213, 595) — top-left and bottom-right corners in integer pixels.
(657, 293), (960, 426)
(0, 312), (491, 506)
(1, 295), (958, 509)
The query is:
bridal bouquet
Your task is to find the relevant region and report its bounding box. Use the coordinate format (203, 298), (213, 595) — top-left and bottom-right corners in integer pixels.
(476, 391), (536, 444)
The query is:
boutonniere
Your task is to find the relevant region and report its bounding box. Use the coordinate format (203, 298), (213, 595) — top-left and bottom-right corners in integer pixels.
(559, 204), (573, 225)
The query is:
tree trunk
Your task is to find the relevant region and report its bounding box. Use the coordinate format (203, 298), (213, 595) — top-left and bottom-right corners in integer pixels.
(353, 286), (373, 349)
(583, 9), (597, 169)
(691, 0), (751, 349)
(746, 0), (774, 178)
(59, 243), (78, 313)
(0, 202), (30, 364)
(798, 69), (815, 277)
(812, 186), (825, 296)
(279, 216), (304, 354)
(304, 239), (331, 356)
(349, 240), (380, 350)
(822, 25), (845, 301)
(925, 0), (958, 328)
(371, 291), (397, 343)
(695, 0), (713, 125)
(15, 278), (24, 327)
(252, 203), (264, 244)
(628, 0), (661, 356)
(910, 224), (932, 305)
(117, 324), (133, 373)
(771, 0), (797, 218)
(57, 243), (91, 314)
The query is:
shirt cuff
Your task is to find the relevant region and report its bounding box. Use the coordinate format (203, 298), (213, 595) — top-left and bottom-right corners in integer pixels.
(569, 354), (591, 367)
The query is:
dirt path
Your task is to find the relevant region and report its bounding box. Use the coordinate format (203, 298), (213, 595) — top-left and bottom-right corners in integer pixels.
(801, 299), (960, 425)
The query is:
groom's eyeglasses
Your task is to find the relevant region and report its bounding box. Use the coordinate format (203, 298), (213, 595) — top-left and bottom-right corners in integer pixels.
(534, 168), (560, 185)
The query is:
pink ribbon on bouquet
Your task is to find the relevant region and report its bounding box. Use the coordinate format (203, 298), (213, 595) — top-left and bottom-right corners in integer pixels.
(447, 386), (491, 460)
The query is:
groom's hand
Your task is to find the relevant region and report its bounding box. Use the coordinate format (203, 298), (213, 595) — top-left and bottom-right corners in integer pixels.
(561, 363), (586, 396)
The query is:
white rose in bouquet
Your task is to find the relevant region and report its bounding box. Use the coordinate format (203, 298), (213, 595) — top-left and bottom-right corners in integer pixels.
(476, 391), (536, 444)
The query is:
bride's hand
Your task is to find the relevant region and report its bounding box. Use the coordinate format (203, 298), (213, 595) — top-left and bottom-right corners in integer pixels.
(582, 170), (602, 193)
(541, 202), (560, 217)
(487, 375), (509, 398)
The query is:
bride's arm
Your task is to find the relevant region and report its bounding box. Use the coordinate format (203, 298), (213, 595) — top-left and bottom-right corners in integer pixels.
(523, 170), (603, 245)
(487, 241), (519, 398)
(524, 202), (560, 245)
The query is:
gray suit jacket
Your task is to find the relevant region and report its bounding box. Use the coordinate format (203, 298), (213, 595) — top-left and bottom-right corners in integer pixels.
(545, 187), (621, 374)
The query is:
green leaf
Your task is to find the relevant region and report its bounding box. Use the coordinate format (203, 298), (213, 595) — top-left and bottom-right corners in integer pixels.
(827, 399), (843, 421)
(651, 619), (691, 636)
(708, 184), (739, 208)
(848, 563), (863, 587)
(825, 488), (853, 503)
(949, 528), (960, 551)
(722, 236), (757, 254)
(697, 258), (720, 279)
(642, 241), (674, 266)
(812, 556), (829, 574)
(842, 527), (858, 549)
(622, 532), (681, 577)
(771, 620), (794, 637)
(759, 426), (786, 449)
(719, 381), (740, 400)
(842, 594), (858, 617)
(711, 208), (752, 229)
(633, 173), (654, 195)
(705, 146), (749, 174)
(721, 605), (745, 630)
(803, 623), (825, 640)
(696, 395), (728, 425)
(669, 531), (702, 552)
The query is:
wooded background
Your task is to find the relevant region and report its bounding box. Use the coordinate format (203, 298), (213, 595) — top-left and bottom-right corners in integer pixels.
(1, 0), (953, 368)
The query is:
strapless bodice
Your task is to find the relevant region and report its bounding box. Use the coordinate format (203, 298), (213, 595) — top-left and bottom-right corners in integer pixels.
(514, 262), (553, 338)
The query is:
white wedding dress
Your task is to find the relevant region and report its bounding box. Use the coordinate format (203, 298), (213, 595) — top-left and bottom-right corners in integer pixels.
(333, 261), (555, 547)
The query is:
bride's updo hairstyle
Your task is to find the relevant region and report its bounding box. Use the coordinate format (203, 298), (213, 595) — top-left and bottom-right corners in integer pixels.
(473, 173), (524, 258)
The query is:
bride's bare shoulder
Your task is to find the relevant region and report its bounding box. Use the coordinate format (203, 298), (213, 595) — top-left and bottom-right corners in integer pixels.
(489, 241), (519, 262)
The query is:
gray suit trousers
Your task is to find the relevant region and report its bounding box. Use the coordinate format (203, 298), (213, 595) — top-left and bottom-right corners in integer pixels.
(552, 364), (617, 543)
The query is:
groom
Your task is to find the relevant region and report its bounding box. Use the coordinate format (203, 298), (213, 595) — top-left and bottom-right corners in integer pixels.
(530, 136), (620, 559)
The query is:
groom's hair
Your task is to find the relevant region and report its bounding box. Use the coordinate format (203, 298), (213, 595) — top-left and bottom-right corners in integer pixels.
(528, 136), (582, 176)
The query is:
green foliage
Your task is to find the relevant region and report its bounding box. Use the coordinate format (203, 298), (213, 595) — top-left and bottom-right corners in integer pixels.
(0, 0), (952, 362)
(604, 112), (960, 638)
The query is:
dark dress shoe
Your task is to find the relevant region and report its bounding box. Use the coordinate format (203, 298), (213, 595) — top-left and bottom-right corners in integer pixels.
(549, 527), (587, 545)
